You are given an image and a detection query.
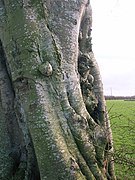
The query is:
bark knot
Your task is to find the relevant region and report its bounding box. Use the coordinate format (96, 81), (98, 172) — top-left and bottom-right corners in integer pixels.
(38, 61), (53, 76)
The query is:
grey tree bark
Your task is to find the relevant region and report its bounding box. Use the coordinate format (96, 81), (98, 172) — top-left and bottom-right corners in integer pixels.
(0, 0), (116, 179)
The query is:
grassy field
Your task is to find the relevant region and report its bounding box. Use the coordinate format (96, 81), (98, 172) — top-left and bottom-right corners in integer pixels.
(106, 100), (135, 180)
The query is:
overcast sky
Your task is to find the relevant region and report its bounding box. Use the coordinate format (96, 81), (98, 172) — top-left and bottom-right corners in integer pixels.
(91, 0), (135, 96)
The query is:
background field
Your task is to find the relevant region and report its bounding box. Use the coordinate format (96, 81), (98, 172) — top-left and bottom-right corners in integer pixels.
(106, 100), (135, 180)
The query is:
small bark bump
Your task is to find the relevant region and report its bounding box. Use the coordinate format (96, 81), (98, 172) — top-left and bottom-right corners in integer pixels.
(38, 61), (53, 77)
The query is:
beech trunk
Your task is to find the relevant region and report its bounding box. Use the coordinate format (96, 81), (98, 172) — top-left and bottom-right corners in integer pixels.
(0, 0), (116, 179)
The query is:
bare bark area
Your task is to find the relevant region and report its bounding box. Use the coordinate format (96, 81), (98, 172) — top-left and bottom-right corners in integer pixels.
(0, 0), (116, 179)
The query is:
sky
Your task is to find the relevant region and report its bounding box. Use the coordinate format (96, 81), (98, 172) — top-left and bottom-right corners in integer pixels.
(91, 0), (135, 96)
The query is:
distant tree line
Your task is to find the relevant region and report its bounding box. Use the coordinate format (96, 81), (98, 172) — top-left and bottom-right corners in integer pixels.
(105, 95), (135, 100)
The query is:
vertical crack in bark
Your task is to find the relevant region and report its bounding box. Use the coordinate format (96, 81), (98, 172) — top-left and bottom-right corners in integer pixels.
(0, 40), (40, 179)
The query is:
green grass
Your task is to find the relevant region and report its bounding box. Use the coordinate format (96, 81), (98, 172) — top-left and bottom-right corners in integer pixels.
(106, 100), (135, 179)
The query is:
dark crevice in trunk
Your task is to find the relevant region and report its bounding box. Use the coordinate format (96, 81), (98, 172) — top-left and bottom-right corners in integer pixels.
(77, 3), (115, 179)
(0, 39), (40, 179)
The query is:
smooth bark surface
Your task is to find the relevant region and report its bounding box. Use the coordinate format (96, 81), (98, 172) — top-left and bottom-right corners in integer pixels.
(0, 0), (115, 179)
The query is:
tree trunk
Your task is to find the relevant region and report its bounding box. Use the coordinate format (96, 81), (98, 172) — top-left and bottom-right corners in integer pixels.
(0, 0), (115, 179)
